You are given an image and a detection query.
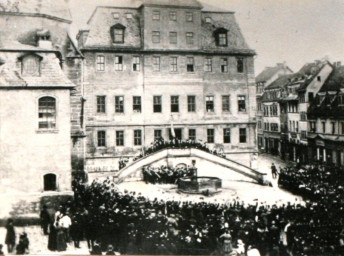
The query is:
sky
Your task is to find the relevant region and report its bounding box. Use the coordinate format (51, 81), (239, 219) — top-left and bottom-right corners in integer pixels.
(69, 0), (344, 74)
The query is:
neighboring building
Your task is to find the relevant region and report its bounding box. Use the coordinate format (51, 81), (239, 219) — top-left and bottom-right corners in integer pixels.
(77, 0), (257, 172)
(308, 63), (344, 167)
(255, 63), (293, 152)
(261, 74), (294, 156)
(280, 60), (333, 163)
(0, 0), (80, 193)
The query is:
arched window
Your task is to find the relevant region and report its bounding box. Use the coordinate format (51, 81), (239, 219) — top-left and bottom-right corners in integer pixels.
(19, 54), (42, 76)
(44, 173), (57, 191)
(38, 97), (56, 129)
(110, 24), (126, 44)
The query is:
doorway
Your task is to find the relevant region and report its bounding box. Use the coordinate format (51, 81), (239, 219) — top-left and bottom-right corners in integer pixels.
(169, 128), (183, 140)
(44, 173), (57, 191)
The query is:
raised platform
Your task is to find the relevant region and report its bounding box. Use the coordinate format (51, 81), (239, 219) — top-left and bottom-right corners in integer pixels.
(178, 176), (222, 195)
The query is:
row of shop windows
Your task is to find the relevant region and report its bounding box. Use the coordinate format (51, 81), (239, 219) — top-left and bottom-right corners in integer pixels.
(96, 128), (247, 147)
(96, 95), (246, 114)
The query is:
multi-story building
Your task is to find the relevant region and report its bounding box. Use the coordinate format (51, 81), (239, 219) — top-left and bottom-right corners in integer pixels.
(0, 0), (80, 193)
(308, 63), (344, 166)
(261, 74), (294, 156)
(280, 60), (332, 163)
(255, 63), (293, 152)
(77, 0), (257, 171)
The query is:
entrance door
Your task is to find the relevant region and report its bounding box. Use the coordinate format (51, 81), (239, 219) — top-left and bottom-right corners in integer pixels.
(169, 128), (182, 140)
(44, 173), (57, 191)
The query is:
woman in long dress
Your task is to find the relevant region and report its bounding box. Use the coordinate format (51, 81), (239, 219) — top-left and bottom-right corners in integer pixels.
(220, 229), (233, 254)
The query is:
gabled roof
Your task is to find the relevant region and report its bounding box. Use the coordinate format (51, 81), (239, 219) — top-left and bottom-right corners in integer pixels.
(256, 64), (293, 83)
(0, 0), (72, 22)
(265, 74), (296, 90)
(319, 65), (344, 92)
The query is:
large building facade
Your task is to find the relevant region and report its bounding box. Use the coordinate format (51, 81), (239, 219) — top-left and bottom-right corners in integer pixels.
(0, 0), (80, 194)
(77, 0), (257, 172)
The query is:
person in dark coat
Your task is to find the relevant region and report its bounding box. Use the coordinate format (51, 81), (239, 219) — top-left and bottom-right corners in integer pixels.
(40, 205), (51, 235)
(16, 232), (29, 254)
(48, 220), (57, 251)
(5, 219), (15, 253)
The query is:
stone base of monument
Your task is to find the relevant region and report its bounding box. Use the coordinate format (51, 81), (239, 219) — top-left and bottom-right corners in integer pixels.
(178, 176), (222, 196)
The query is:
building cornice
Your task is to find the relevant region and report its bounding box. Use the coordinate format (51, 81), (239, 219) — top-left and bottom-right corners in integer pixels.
(80, 47), (256, 56)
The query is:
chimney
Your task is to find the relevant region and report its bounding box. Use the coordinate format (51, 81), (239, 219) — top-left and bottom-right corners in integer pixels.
(36, 29), (52, 49)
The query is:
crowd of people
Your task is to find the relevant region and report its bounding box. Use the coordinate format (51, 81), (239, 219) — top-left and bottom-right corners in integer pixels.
(133, 138), (226, 162)
(4, 160), (344, 255)
(59, 172), (343, 256)
(142, 165), (194, 184)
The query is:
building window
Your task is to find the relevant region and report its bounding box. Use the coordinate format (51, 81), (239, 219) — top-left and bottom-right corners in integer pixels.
(22, 55), (40, 76)
(339, 95), (344, 105)
(153, 56), (160, 71)
(153, 10), (160, 20)
(97, 96), (106, 113)
(170, 11), (177, 21)
(44, 173), (57, 191)
(115, 96), (124, 113)
(341, 122), (344, 135)
(115, 56), (123, 71)
(206, 96), (214, 112)
(134, 130), (142, 146)
(189, 129), (196, 141)
(152, 31), (160, 43)
(133, 56), (140, 71)
(205, 17), (211, 23)
(271, 123), (279, 132)
(222, 95), (230, 112)
(113, 28), (124, 43)
(171, 96), (179, 112)
(96, 55), (105, 71)
(116, 131), (124, 146)
(310, 121), (316, 132)
(97, 130), (106, 147)
(133, 96), (141, 113)
(154, 129), (162, 141)
(187, 57), (194, 72)
(332, 122), (336, 134)
(300, 112), (307, 121)
(38, 97), (56, 129)
(214, 28), (228, 46)
(221, 58), (228, 73)
(186, 32), (194, 45)
(238, 95), (246, 112)
(169, 32), (177, 44)
(153, 96), (162, 113)
(239, 128), (247, 143)
(186, 12), (193, 22)
(237, 58), (244, 73)
(322, 121), (326, 133)
(301, 130), (307, 140)
(258, 121), (262, 129)
(112, 12), (119, 19)
(170, 57), (177, 72)
(223, 128), (231, 143)
(126, 13), (133, 19)
(188, 95), (196, 112)
(204, 58), (212, 72)
(207, 129), (214, 143)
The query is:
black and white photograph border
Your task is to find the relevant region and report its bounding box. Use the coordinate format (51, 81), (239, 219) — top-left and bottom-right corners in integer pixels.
(0, 0), (344, 255)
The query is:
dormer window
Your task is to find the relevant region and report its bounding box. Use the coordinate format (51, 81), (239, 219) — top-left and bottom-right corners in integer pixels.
(110, 24), (126, 44)
(214, 28), (228, 46)
(19, 54), (42, 77)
